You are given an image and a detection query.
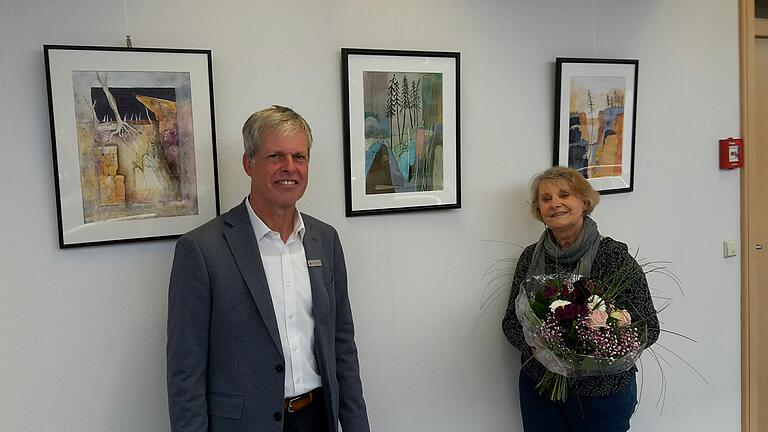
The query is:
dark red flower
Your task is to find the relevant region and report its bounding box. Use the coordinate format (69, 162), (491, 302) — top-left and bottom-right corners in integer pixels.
(544, 285), (558, 299)
(554, 303), (590, 321)
(570, 277), (593, 305)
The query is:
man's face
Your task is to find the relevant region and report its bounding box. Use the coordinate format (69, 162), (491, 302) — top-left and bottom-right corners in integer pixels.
(243, 130), (310, 214)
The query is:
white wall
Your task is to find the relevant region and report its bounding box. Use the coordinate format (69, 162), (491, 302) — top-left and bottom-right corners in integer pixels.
(0, 0), (741, 430)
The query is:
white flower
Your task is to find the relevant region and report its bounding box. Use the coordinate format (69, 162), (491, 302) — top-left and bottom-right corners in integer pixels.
(549, 299), (571, 311)
(588, 295), (606, 312)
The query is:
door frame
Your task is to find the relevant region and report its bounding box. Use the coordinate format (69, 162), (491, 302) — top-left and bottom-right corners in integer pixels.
(739, 0), (765, 431)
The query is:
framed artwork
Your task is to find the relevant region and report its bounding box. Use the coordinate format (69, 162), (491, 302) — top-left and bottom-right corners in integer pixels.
(341, 48), (461, 216)
(44, 45), (219, 248)
(554, 58), (638, 194)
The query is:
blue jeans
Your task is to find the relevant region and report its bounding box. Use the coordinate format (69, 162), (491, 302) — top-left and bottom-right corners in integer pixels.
(518, 373), (637, 432)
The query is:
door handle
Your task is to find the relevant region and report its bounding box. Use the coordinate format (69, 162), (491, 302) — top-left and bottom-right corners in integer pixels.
(758, 244), (764, 250)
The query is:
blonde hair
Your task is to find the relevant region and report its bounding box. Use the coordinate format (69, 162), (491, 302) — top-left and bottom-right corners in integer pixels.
(529, 166), (600, 221)
(242, 105), (313, 159)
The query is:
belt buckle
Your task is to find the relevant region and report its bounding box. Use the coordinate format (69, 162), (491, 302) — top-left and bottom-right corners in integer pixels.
(286, 394), (303, 413)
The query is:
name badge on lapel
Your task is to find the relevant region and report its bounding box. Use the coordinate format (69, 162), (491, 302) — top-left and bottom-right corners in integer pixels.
(307, 259), (322, 268)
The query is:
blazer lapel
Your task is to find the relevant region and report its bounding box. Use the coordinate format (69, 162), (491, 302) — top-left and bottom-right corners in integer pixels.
(302, 217), (331, 361)
(223, 202), (283, 357)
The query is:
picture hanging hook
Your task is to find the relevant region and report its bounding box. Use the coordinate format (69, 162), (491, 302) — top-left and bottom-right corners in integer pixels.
(125, 35), (133, 48)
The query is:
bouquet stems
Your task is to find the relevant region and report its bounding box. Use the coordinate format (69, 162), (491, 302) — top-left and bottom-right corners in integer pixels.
(536, 371), (568, 401)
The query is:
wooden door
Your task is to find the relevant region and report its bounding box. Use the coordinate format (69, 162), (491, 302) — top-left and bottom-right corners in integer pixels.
(748, 37), (768, 432)
(741, 0), (768, 426)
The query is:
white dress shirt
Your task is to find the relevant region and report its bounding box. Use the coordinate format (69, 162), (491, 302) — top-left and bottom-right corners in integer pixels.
(245, 199), (322, 397)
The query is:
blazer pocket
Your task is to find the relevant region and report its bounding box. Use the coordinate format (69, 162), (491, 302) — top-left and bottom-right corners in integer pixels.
(207, 393), (243, 420)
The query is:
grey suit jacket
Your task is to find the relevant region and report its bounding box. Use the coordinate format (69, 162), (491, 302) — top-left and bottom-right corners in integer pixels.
(167, 201), (369, 432)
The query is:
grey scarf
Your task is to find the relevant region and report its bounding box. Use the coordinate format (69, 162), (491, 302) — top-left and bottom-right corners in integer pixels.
(525, 216), (602, 279)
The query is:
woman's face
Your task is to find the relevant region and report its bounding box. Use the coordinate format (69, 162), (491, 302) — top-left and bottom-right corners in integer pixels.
(537, 180), (586, 231)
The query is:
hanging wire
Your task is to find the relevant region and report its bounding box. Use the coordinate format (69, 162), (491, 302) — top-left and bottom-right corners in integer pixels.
(591, 0), (597, 57)
(123, 0), (133, 48)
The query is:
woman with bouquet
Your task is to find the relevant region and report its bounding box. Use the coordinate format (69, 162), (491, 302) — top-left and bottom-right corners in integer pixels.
(502, 166), (659, 431)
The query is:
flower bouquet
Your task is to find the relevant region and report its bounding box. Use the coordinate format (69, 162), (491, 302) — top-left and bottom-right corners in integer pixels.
(515, 273), (648, 401)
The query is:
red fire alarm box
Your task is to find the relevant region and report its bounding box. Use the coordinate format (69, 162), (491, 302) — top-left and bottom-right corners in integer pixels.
(719, 137), (743, 169)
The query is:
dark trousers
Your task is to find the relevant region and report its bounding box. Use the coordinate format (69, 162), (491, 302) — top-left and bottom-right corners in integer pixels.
(518, 373), (637, 432)
(283, 392), (329, 432)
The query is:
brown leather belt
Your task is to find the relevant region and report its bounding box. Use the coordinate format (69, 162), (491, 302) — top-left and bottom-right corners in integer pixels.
(283, 388), (321, 413)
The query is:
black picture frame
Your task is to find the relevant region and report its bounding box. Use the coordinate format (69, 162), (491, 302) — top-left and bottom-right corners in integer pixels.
(44, 45), (219, 248)
(341, 48), (461, 216)
(554, 57), (638, 195)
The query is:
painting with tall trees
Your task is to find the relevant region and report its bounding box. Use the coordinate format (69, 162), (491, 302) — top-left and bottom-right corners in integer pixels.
(363, 71), (443, 195)
(342, 49), (460, 216)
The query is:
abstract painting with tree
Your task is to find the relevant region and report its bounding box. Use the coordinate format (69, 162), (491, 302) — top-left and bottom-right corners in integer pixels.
(71, 70), (198, 223)
(567, 76), (625, 179)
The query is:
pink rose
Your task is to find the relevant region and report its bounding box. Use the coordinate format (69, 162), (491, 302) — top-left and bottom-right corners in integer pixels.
(587, 309), (609, 329)
(610, 310), (632, 327)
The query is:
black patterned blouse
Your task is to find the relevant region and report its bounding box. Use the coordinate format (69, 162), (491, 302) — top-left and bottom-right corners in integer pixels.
(502, 236), (660, 397)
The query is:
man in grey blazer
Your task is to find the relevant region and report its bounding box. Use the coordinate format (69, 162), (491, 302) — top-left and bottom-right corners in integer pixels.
(167, 106), (369, 432)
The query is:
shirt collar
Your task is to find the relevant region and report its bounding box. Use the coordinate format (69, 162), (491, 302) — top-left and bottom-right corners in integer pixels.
(244, 197), (305, 242)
